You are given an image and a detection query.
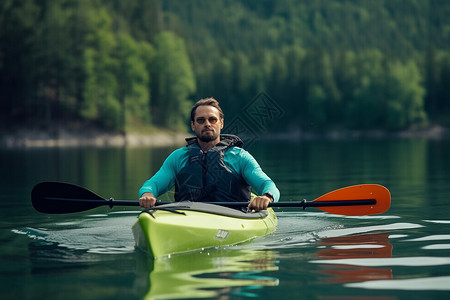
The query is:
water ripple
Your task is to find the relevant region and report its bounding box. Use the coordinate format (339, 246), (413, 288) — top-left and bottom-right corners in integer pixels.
(406, 234), (450, 242)
(310, 256), (450, 267)
(422, 244), (450, 250)
(317, 222), (423, 239)
(424, 220), (450, 224)
(345, 276), (450, 291)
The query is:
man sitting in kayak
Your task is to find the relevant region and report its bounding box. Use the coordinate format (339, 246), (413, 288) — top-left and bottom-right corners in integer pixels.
(139, 97), (280, 211)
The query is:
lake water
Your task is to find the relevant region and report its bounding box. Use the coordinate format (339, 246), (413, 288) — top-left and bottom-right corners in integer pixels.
(1, 138), (450, 299)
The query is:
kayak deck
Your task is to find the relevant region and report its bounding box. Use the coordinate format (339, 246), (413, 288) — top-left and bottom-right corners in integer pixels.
(132, 202), (278, 258)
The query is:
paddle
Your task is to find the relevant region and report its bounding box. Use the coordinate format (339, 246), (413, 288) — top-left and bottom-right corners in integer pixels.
(31, 182), (390, 216)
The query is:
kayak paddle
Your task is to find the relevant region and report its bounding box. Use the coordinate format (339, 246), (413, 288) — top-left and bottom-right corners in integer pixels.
(31, 182), (390, 215)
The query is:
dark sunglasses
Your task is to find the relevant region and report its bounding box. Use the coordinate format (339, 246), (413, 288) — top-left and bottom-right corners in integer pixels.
(195, 117), (219, 125)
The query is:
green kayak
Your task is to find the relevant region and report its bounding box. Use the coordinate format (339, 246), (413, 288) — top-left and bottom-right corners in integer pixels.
(132, 201), (278, 258)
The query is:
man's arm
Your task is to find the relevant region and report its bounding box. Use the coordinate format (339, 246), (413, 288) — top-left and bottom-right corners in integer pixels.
(138, 148), (188, 207)
(234, 148), (280, 210)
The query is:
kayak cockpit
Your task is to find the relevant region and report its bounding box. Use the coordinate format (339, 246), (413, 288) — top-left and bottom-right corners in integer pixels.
(140, 201), (268, 219)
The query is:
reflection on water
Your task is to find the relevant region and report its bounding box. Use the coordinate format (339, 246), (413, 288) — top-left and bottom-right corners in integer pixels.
(308, 218), (450, 294)
(144, 249), (279, 299)
(314, 233), (393, 284)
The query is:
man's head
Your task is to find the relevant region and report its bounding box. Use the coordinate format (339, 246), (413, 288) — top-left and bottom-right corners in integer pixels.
(190, 98), (224, 143)
(190, 98), (224, 123)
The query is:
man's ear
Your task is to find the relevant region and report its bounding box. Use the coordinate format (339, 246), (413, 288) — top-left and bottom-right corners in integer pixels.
(191, 121), (195, 131)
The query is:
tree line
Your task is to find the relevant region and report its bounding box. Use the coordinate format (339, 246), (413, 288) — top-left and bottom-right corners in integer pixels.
(0, 0), (194, 133)
(164, 0), (450, 131)
(1, 0), (450, 135)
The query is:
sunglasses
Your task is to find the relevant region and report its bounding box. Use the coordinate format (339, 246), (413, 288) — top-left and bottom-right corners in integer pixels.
(195, 117), (219, 125)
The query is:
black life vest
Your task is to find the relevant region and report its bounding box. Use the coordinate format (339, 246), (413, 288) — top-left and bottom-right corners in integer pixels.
(174, 134), (252, 202)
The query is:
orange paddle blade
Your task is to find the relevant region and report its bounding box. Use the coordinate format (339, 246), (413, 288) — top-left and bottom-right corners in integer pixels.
(312, 184), (391, 215)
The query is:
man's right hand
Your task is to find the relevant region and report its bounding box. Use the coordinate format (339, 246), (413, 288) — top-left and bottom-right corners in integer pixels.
(139, 192), (157, 208)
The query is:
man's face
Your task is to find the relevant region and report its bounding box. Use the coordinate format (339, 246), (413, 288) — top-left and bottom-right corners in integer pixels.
(191, 105), (224, 142)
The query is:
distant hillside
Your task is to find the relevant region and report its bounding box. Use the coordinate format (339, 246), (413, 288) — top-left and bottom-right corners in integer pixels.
(1, 0), (449, 135)
(162, 0), (450, 130)
(164, 0), (450, 56)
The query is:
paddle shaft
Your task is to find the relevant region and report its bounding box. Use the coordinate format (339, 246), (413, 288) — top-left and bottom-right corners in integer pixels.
(45, 197), (376, 209)
(32, 182), (390, 215)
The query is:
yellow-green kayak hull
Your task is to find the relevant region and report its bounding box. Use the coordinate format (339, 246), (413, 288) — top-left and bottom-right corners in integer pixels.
(132, 202), (277, 258)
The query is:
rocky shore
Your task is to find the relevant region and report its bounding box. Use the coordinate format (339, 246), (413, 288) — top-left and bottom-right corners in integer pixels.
(1, 128), (188, 148)
(1, 125), (448, 148)
(266, 124), (450, 141)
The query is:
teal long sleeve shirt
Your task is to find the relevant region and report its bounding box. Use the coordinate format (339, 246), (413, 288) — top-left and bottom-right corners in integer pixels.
(139, 146), (280, 202)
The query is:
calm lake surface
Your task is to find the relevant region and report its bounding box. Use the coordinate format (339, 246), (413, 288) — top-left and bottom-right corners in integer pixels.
(1, 138), (450, 299)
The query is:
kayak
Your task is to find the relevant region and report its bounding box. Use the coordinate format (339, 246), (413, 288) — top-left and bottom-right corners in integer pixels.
(131, 201), (278, 258)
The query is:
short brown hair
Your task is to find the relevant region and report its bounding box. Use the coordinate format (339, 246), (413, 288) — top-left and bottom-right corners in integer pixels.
(190, 97), (224, 122)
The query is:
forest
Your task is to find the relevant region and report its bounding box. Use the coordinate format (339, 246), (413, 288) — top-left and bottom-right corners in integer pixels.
(1, 0), (450, 135)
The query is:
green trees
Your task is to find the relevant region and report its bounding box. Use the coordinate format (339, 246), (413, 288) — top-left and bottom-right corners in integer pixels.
(151, 32), (195, 131)
(343, 51), (427, 130)
(0, 0), (195, 133)
(1, 0), (450, 134)
(425, 48), (450, 125)
(346, 50), (387, 130)
(116, 34), (153, 131)
(0, 0), (42, 124)
(81, 7), (120, 129)
(385, 61), (427, 130)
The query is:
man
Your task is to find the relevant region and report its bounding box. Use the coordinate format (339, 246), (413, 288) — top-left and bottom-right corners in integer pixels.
(139, 97), (279, 211)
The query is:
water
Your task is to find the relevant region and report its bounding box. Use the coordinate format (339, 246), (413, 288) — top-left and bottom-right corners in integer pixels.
(1, 138), (450, 299)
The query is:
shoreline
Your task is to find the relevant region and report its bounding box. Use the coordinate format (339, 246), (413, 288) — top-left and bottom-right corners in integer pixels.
(0, 128), (188, 148)
(265, 124), (450, 141)
(1, 125), (448, 148)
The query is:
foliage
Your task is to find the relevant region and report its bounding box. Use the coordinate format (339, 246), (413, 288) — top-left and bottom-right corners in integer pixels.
(116, 34), (154, 131)
(1, 0), (450, 134)
(0, 0), (193, 132)
(163, 0), (450, 132)
(81, 7), (120, 129)
(151, 31), (195, 131)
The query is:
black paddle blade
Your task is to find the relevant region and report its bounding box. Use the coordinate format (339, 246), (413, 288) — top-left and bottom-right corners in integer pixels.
(31, 182), (108, 214)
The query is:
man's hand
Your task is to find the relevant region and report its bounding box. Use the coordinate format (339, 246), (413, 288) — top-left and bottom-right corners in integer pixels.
(248, 195), (273, 211)
(139, 192), (157, 208)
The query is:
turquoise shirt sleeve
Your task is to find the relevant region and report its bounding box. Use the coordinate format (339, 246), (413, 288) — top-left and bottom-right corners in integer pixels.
(224, 147), (280, 202)
(138, 147), (188, 198)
